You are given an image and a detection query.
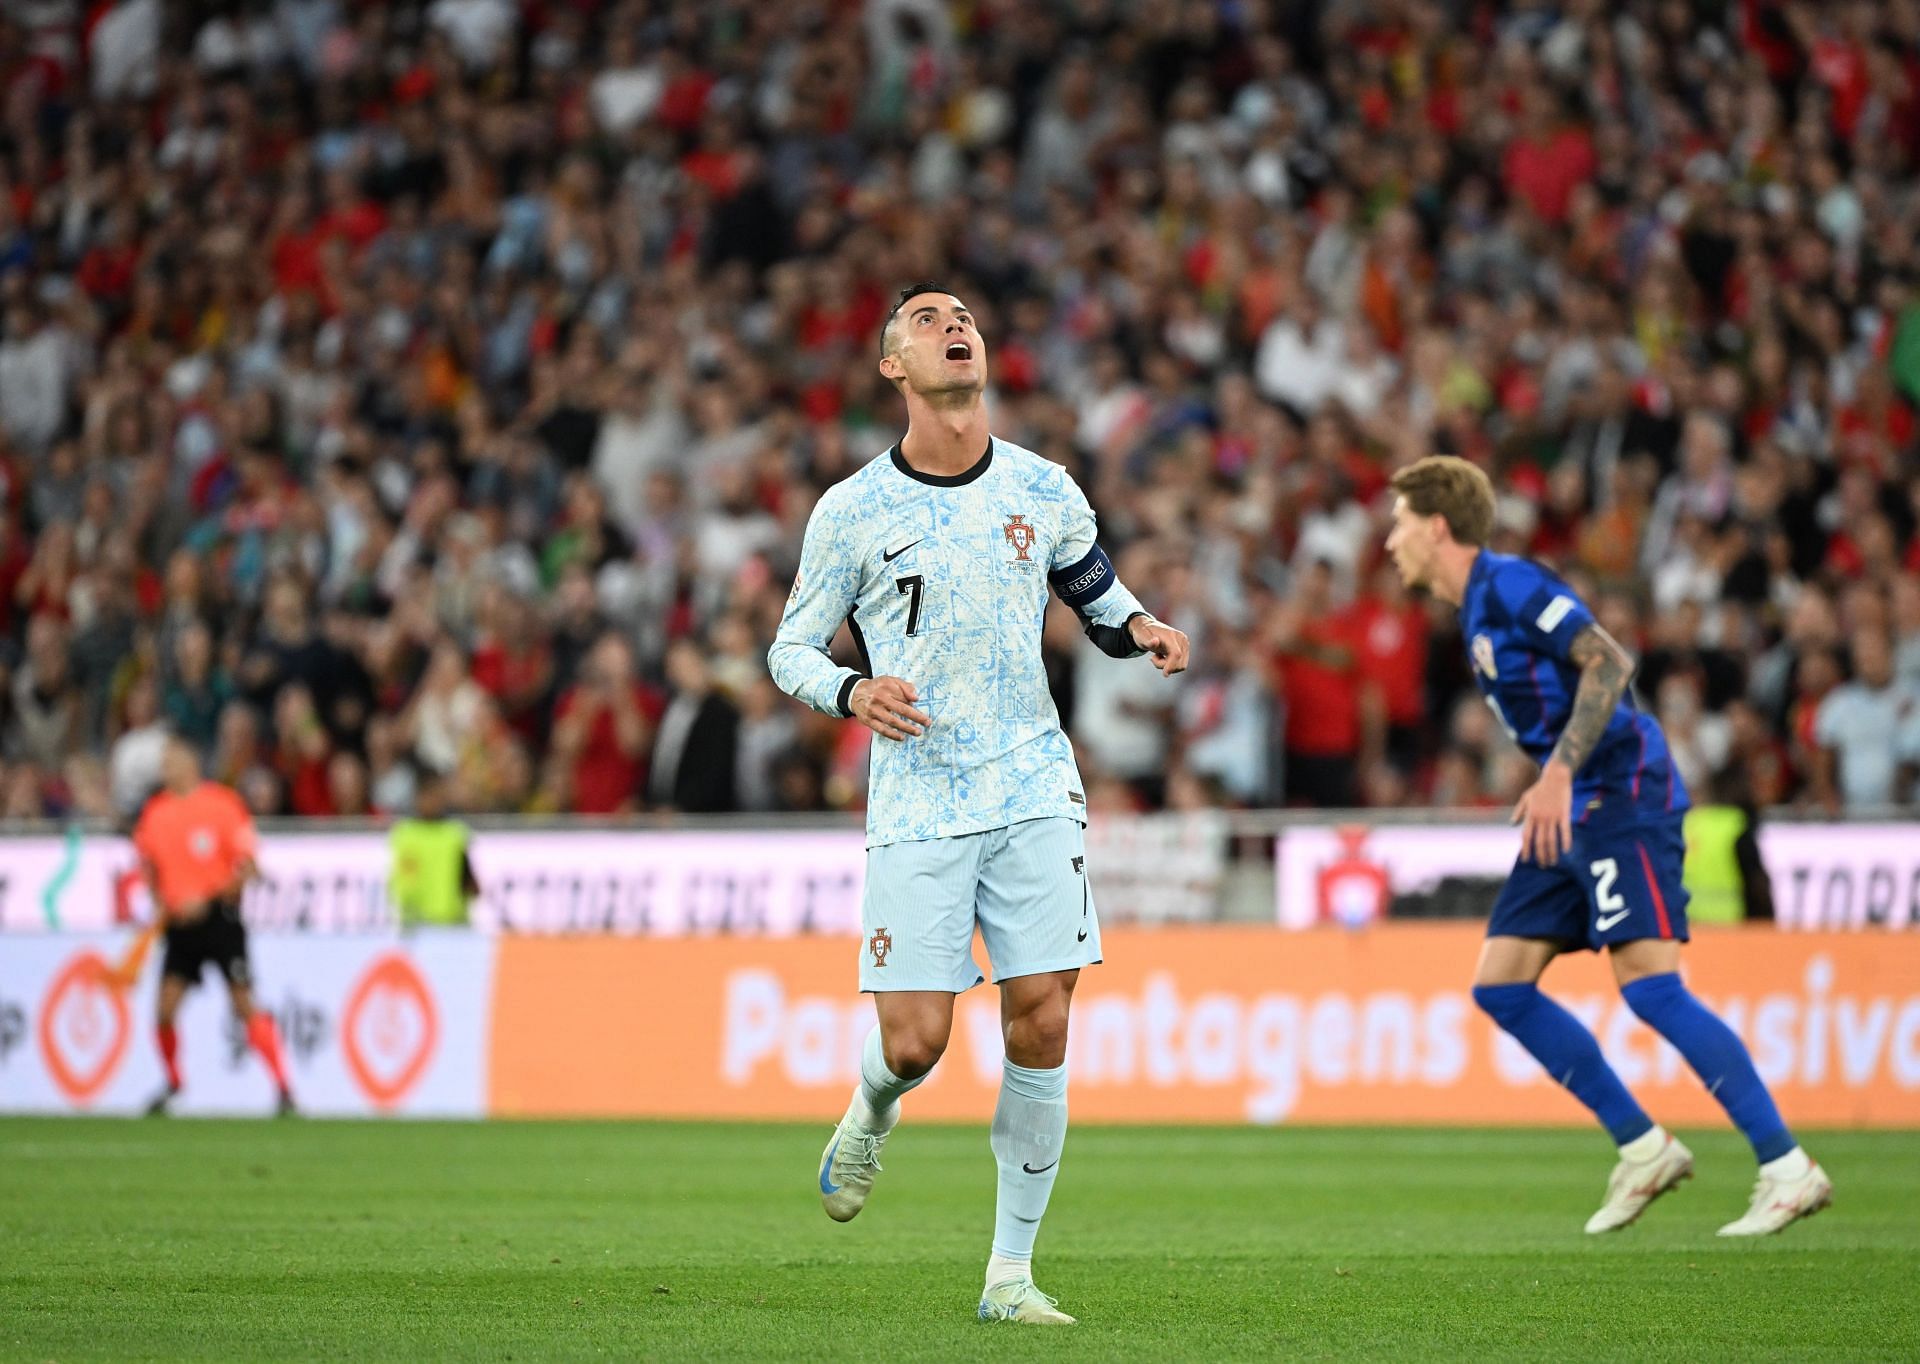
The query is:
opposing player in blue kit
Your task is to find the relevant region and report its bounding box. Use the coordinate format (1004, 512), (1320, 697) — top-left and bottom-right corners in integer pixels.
(769, 285), (1189, 1323)
(1385, 456), (1831, 1236)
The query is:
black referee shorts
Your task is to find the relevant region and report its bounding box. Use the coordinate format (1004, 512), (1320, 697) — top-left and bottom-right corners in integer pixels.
(160, 896), (251, 989)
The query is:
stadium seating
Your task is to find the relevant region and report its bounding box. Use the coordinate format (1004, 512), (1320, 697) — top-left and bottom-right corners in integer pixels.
(0, 0), (1915, 821)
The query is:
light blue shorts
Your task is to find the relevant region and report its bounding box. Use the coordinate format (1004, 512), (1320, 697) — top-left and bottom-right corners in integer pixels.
(858, 817), (1103, 993)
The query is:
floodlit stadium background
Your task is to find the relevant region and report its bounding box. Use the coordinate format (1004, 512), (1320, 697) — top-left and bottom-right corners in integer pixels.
(2, 1), (1918, 1125)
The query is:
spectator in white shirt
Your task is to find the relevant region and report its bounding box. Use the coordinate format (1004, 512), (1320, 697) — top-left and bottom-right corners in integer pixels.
(1892, 574), (1920, 692)
(1813, 629), (1920, 811)
(89, 0), (160, 100)
(0, 302), (70, 454)
(427, 0), (517, 70)
(1254, 292), (1344, 416)
(108, 674), (169, 819)
(589, 30), (663, 135)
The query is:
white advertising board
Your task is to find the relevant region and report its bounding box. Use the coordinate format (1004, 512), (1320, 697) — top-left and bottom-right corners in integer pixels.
(1760, 823), (1920, 930)
(1273, 820), (1920, 930)
(0, 933), (493, 1116)
(0, 819), (1225, 935)
(0, 829), (871, 935)
(1083, 811), (1228, 923)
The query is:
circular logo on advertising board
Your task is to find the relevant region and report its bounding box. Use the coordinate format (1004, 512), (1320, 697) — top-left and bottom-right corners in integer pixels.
(341, 953), (438, 1110)
(39, 951), (130, 1107)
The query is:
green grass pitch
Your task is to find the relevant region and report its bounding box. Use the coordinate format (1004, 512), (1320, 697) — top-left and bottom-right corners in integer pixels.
(1, 1120), (1915, 1361)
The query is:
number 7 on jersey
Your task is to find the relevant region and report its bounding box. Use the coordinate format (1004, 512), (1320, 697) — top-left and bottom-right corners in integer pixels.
(896, 575), (925, 636)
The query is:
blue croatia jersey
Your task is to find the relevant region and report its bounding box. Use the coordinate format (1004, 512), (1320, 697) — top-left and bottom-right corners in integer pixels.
(1458, 551), (1688, 825)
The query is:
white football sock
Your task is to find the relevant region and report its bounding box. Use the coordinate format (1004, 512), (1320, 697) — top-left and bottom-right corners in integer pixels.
(855, 1026), (923, 1132)
(1619, 1125), (1669, 1163)
(985, 1252), (1031, 1290)
(989, 1059), (1067, 1264)
(1761, 1146), (1812, 1181)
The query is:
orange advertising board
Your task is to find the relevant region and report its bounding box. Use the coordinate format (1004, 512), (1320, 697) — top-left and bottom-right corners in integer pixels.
(487, 925), (1920, 1126)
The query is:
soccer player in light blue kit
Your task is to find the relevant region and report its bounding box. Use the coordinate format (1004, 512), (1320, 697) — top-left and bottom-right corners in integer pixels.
(769, 285), (1189, 1324)
(1384, 456), (1831, 1236)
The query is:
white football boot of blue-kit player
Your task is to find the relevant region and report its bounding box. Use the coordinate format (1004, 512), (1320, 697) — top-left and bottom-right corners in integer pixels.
(1716, 1155), (1833, 1237)
(1584, 1132), (1695, 1234)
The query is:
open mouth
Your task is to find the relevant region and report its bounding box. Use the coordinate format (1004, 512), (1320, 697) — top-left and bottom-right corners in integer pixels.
(944, 341), (972, 361)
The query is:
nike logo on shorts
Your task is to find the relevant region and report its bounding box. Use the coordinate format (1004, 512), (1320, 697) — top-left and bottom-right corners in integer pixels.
(1596, 909), (1631, 932)
(883, 538), (922, 562)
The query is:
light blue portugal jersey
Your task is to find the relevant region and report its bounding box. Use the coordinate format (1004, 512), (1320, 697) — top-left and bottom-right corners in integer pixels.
(770, 436), (1149, 848)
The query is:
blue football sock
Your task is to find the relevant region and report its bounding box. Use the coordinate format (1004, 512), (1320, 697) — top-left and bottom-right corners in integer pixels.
(1621, 972), (1795, 1163)
(990, 1060), (1068, 1263)
(1473, 983), (1654, 1146)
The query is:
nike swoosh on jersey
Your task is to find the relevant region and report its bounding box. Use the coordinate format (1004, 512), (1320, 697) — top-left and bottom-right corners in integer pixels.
(1596, 909), (1631, 931)
(882, 538), (923, 562)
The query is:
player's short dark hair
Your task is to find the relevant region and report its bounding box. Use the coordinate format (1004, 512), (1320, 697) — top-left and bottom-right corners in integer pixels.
(1389, 456), (1496, 547)
(880, 282), (954, 357)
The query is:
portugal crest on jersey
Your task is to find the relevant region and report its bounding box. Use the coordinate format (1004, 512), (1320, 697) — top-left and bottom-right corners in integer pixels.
(1003, 513), (1036, 562)
(1472, 632), (1499, 680)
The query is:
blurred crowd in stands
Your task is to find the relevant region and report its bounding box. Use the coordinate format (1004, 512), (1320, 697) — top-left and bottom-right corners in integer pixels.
(0, 0), (1917, 824)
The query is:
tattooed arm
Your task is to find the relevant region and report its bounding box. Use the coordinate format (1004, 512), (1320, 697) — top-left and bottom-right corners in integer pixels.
(1513, 623), (1635, 865)
(1547, 625), (1637, 776)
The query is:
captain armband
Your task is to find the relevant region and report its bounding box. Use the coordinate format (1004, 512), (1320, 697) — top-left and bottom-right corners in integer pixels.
(1048, 544), (1117, 610)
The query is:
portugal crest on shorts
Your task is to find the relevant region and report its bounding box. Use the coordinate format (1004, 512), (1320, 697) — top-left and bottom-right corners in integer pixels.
(1471, 632), (1499, 680)
(869, 928), (892, 968)
(1003, 514), (1036, 563)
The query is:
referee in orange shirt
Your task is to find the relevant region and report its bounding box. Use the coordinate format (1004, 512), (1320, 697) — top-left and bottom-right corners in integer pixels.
(132, 734), (294, 1116)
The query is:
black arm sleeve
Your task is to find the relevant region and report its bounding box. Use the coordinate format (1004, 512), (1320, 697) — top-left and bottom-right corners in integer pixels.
(1083, 611), (1150, 659)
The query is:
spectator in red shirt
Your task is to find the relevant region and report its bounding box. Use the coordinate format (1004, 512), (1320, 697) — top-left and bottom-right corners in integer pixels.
(76, 203), (139, 306)
(469, 584), (553, 744)
(1270, 561), (1362, 807)
(549, 632), (660, 815)
(1353, 562), (1431, 774)
(316, 166), (387, 256)
(1502, 83), (1596, 225)
(0, 516), (34, 636)
(15, 520), (76, 622)
(272, 682), (335, 816)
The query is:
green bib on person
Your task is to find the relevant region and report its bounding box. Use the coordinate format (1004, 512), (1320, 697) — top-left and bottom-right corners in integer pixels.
(389, 818), (471, 927)
(1682, 806), (1747, 926)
